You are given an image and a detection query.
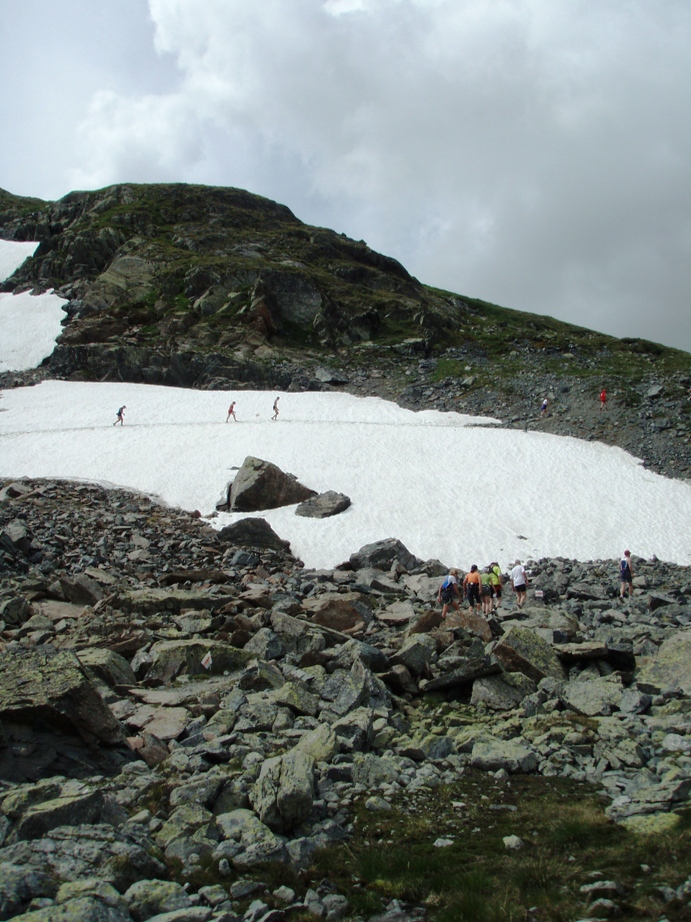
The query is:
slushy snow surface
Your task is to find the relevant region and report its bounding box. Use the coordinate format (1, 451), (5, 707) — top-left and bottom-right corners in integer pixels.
(2, 379), (691, 571)
(0, 240), (68, 372)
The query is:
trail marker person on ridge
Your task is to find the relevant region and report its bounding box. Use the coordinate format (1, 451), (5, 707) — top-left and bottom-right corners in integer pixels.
(226, 401), (237, 422)
(600, 388), (608, 411)
(113, 405), (126, 426)
(540, 397), (549, 417)
(620, 549), (634, 600)
(272, 396), (280, 421)
(437, 568), (461, 619)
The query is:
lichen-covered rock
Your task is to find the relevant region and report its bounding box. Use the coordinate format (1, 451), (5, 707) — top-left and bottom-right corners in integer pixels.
(0, 823), (165, 893)
(293, 723), (339, 763)
(251, 750), (315, 833)
(637, 629), (691, 694)
(77, 649), (137, 690)
(143, 639), (252, 684)
(214, 808), (286, 866)
(471, 672), (536, 711)
(562, 675), (624, 717)
(124, 878), (192, 922)
(493, 627), (566, 683)
(470, 738), (538, 774)
(0, 863), (57, 919)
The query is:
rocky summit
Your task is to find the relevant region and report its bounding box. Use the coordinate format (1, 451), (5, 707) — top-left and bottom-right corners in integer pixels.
(1, 478), (691, 920)
(1, 183), (690, 480)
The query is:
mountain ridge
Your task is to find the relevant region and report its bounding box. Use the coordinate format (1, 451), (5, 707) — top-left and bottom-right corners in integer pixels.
(1, 181), (690, 479)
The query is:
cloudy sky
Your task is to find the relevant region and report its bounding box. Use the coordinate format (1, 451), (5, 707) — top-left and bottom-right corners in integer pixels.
(1, 0), (690, 352)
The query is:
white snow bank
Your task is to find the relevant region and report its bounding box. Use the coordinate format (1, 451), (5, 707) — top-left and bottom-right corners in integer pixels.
(0, 240), (38, 279)
(0, 290), (69, 373)
(0, 241), (68, 372)
(1, 380), (690, 571)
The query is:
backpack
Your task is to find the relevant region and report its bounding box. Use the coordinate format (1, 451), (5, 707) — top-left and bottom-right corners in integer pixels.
(440, 577), (455, 603)
(620, 558), (630, 577)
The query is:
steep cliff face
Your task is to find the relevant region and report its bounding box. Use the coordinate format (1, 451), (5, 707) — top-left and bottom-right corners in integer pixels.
(0, 183), (458, 364)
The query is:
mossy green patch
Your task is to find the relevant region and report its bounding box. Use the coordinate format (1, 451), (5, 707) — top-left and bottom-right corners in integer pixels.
(303, 770), (691, 921)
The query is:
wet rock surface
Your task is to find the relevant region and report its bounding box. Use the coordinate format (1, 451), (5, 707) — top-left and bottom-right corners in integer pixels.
(2, 478), (691, 919)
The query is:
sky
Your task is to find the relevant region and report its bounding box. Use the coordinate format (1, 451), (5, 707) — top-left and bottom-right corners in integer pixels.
(0, 1), (690, 353)
(3, 241), (691, 571)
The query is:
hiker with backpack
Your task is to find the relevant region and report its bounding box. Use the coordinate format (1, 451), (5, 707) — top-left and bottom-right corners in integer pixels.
(620, 550), (634, 599)
(488, 562), (503, 612)
(437, 568), (461, 619)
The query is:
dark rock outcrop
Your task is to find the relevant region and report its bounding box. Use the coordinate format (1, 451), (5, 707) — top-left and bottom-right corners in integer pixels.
(228, 457), (316, 512)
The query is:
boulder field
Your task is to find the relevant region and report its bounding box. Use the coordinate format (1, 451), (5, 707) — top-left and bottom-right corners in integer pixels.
(1, 478), (691, 920)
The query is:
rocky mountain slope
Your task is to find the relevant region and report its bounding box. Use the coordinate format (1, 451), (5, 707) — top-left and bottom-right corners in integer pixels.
(1, 183), (690, 480)
(2, 478), (691, 920)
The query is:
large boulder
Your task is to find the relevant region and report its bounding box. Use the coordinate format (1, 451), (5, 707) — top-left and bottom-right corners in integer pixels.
(637, 629), (691, 694)
(393, 635), (438, 677)
(348, 539), (423, 573)
(471, 672), (536, 711)
(124, 879), (192, 921)
(214, 808), (286, 867)
(250, 750), (315, 832)
(470, 737), (538, 774)
(493, 627), (566, 683)
(143, 639), (253, 685)
(77, 649), (137, 690)
(422, 654), (502, 693)
(0, 649), (129, 782)
(230, 456), (316, 511)
(217, 517), (292, 552)
(562, 675), (624, 717)
(303, 593), (372, 633)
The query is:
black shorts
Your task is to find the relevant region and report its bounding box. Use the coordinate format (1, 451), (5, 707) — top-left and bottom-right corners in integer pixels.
(621, 572), (632, 584)
(492, 585), (502, 599)
(513, 583), (526, 593)
(466, 585), (480, 604)
(481, 585), (492, 597)
(441, 589), (455, 604)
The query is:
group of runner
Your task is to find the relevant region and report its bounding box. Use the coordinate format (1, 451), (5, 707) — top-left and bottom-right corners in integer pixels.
(439, 552), (633, 619)
(113, 397), (282, 426)
(226, 397), (280, 422)
(437, 560), (529, 619)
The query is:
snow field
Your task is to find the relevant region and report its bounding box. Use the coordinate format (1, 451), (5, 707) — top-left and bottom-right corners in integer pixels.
(1, 379), (690, 571)
(0, 240), (68, 373)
